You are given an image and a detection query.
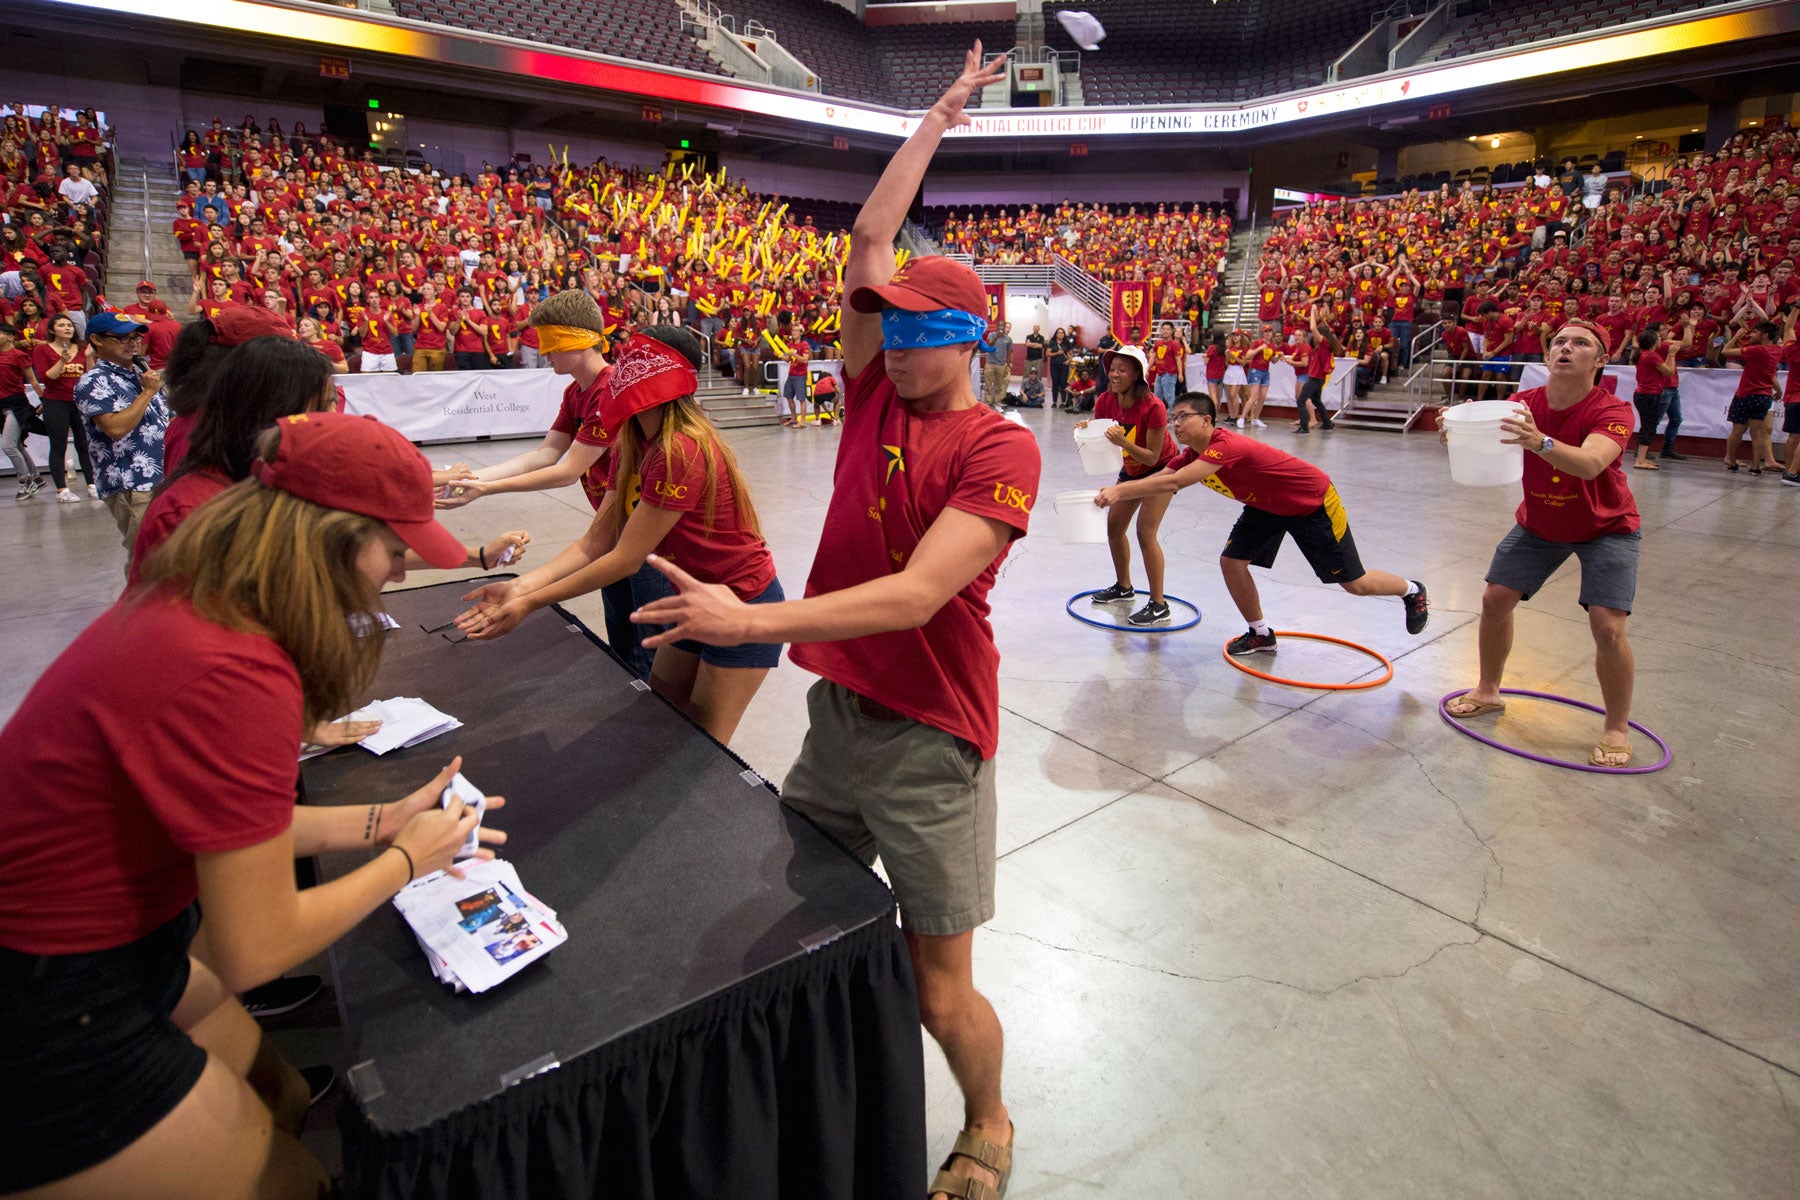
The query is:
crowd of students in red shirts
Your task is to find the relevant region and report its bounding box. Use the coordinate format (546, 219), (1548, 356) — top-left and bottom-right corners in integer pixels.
(1258, 128), (1800, 380)
(935, 201), (1231, 331)
(159, 114), (855, 377)
(0, 105), (111, 340)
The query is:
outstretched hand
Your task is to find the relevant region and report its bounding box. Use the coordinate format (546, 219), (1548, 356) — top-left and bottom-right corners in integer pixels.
(630, 554), (752, 649)
(929, 42), (1008, 130)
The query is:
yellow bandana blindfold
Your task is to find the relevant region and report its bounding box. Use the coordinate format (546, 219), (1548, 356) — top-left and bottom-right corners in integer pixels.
(535, 325), (604, 354)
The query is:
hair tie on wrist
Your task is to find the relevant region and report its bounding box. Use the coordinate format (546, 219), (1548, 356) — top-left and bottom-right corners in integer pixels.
(391, 844), (415, 883)
(479, 545), (489, 570)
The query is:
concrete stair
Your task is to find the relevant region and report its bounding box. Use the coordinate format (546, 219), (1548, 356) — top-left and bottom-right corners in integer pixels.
(696, 379), (781, 429)
(1212, 225), (1260, 330)
(103, 156), (193, 315)
(1412, 26), (1461, 66)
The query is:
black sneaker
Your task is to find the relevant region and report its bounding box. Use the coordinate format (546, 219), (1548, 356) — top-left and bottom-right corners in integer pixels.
(300, 1065), (337, 1107)
(1090, 583), (1135, 604)
(242, 974), (323, 1019)
(1319, 420), (1335, 430)
(1783, 473), (1800, 487)
(1127, 600), (1171, 625)
(1659, 450), (1688, 461)
(1227, 628), (1278, 656)
(1403, 581), (1430, 635)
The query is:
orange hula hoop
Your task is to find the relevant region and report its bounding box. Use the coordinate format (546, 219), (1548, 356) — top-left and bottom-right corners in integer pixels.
(1219, 631), (1394, 690)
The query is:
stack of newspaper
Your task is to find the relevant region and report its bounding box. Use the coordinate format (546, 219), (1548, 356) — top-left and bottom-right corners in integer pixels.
(392, 858), (566, 994)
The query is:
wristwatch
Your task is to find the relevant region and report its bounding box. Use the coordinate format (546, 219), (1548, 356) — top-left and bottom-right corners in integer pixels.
(1537, 435), (1554, 455)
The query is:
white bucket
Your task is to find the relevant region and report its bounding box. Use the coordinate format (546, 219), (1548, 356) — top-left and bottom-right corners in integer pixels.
(1074, 419), (1120, 476)
(1053, 490), (1108, 543)
(1443, 401), (1525, 487)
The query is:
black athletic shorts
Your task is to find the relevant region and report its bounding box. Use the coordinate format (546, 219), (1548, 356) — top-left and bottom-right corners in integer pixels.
(0, 904), (207, 1191)
(1222, 486), (1366, 584)
(1784, 401), (1800, 435)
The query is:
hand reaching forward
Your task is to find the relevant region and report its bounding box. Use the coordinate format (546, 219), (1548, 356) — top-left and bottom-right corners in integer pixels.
(930, 42), (1008, 130)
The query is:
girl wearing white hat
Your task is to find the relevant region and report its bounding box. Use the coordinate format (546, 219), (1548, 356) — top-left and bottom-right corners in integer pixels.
(1077, 344), (1178, 625)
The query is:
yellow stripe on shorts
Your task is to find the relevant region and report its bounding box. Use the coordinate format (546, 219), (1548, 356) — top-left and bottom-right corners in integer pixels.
(1322, 485), (1348, 542)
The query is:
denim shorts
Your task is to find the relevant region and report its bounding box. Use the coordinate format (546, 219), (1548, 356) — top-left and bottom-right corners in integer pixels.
(672, 576), (785, 668)
(1486, 523), (1640, 612)
(1246, 368), (1270, 386)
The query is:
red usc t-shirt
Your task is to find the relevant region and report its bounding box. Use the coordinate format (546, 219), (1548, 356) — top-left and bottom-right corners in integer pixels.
(625, 431), (775, 603)
(790, 356), (1040, 759)
(129, 469), (231, 587)
(1092, 391), (1177, 479)
(1169, 426), (1330, 517)
(547, 369), (613, 509)
(0, 594), (303, 953)
(1782, 341), (1800, 403)
(1513, 385), (1640, 543)
(1734, 343), (1780, 397)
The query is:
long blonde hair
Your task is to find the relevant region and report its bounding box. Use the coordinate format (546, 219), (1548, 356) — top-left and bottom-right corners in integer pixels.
(136, 471), (385, 729)
(609, 393), (762, 540)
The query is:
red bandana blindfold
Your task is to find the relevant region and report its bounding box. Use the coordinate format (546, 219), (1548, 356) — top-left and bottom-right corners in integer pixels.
(600, 334), (699, 428)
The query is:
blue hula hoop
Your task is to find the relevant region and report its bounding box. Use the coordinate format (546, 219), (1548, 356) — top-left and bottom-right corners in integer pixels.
(1065, 590), (1202, 633)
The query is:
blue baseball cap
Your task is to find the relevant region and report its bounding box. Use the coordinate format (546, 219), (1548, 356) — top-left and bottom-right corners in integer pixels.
(87, 311), (148, 339)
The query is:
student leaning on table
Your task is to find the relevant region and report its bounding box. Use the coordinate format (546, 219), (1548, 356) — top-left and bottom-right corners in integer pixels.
(0, 411), (507, 1200)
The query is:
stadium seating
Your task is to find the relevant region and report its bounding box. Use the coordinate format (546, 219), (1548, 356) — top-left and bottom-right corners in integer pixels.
(0, 105), (113, 339)
(1041, 0), (1366, 104)
(1432, 0), (1734, 62)
(869, 21), (1019, 110)
(394, 0), (729, 77)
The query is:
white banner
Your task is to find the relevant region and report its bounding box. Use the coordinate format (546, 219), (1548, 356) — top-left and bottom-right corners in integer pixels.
(1185, 356), (1357, 411)
(337, 368), (566, 444)
(1517, 363), (1789, 443)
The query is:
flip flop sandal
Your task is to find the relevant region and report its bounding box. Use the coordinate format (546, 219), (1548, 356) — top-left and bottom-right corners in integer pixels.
(1633, 462), (1660, 470)
(1588, 744), (1633, 768)
(928, 1123), (1013, 1200)
(1445, 698), (1507, 718)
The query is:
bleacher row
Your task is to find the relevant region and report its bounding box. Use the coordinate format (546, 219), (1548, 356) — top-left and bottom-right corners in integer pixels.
(387, 0), (1745, 110)
(0, 106), (115, 335)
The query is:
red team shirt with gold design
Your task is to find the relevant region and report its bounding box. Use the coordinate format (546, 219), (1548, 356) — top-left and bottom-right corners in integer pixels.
(789, 357), (1041, 759)
(1512, 385), (1640, 542)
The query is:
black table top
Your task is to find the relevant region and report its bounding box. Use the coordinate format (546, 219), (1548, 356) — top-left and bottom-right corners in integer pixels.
(304, 579), (894, 1134)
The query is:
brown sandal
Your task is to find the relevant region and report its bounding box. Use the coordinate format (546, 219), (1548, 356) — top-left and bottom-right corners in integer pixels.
(1588, 743), (1633, 768)
(1445, 697), (1506, 718)
(928, 1123), (1014, 1200)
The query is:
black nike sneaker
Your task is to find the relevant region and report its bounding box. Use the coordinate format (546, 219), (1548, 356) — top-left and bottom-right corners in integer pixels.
(1127, 600), (1171, 626)
(1403, 581), (1430, 635)
(1090, 583), (1135, 604)
(1227, 628), (1278, 656)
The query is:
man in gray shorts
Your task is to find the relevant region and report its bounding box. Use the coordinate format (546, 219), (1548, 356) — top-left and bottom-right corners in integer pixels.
(632, 44), (1037, 1200)
(1443, 320), (1644, 767)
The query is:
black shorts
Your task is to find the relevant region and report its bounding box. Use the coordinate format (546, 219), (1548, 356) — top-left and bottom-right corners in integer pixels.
(1728, 393), (1773, 424)
(1785, 401), (1800, 436)
(1221, 487), (1366, 584)
(0, 905), (206, 1191)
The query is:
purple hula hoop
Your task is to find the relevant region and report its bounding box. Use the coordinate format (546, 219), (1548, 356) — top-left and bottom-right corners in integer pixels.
(1439, 688), (1672, 775)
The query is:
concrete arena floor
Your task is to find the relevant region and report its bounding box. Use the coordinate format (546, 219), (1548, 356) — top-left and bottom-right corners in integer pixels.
(6, 408), (1797, 1197)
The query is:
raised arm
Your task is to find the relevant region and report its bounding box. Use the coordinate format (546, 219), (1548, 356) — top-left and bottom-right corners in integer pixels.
(841, 44), (1005, 377)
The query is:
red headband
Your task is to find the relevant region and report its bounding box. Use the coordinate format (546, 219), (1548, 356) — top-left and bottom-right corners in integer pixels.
(600, 333), (699, 428)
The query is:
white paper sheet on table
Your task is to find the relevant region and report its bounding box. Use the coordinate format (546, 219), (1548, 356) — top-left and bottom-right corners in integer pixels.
(392, 859), (566, 993)
(344, 697), (463, 755)
(442, 771), (487, 858)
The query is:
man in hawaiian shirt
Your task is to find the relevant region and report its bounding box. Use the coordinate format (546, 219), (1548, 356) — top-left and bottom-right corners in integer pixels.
(75, 311), (168, 565)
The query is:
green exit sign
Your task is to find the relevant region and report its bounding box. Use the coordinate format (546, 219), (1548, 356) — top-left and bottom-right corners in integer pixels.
(368, 99), (381, 109)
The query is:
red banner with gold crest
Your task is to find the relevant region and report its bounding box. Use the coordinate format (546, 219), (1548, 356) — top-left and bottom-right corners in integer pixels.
(982, 282), (1006, 338)
(1111, 281), (1152, 342)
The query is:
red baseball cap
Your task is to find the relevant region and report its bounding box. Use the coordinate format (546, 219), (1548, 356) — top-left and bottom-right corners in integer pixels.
(250, 412), (466, 568)
(136, 281), (157, 292)
(849, 256), (988, 317)
(213, 306), (297, 346)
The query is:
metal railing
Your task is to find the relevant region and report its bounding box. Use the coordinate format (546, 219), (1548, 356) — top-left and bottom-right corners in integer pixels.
(1053, 253), (1109, 316)
(1407, 355), (1529, 408)
(139, 166), (153, 286)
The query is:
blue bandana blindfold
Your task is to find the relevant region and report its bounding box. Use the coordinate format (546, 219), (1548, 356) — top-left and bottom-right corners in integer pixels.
(880, 307), (993, 353)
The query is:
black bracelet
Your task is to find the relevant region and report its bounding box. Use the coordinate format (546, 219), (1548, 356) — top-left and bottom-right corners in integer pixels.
(479, 545), (488, 570)
(390, 844), (415, 883)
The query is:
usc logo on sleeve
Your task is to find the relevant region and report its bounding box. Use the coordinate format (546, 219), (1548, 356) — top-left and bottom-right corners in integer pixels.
(1605, 422), (1630, 438)
(990, 482), (1033, 512)
(652, 480), (689, 500)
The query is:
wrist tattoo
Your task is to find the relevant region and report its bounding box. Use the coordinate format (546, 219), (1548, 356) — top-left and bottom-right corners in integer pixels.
(363, 803), (378, 842)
